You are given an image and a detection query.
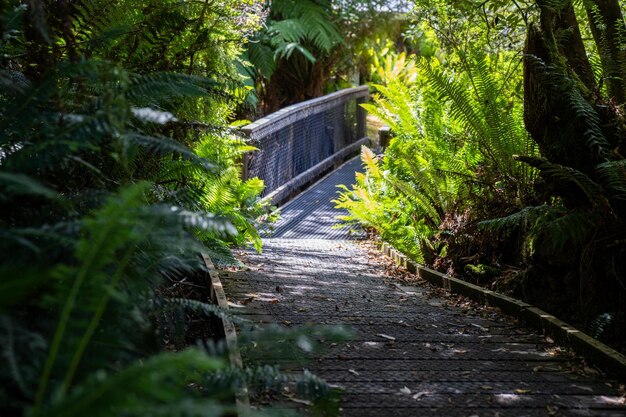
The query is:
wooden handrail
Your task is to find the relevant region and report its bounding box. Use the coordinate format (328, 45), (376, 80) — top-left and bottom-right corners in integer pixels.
(241, 86), (369, 141)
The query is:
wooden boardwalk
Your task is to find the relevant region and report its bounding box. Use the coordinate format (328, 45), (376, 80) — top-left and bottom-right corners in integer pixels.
(222, 157), (626, 416)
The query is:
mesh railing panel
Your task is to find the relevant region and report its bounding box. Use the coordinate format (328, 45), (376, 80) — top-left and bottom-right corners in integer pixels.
(242, 86), (368, 197)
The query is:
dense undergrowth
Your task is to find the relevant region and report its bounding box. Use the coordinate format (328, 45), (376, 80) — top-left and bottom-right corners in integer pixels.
(337, 0), (626, 352)
(4, 0), (626, 415)
(0, 1), (350, 416)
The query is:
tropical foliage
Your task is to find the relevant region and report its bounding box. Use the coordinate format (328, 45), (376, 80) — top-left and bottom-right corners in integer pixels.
(337, 0), (626, 349)
(0, 1), (343, 416)
(242, 0), (343, 113)
(337, 50), (536, 265)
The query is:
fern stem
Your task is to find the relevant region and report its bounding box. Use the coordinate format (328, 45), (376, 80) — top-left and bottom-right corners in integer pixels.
(34, 222), (115, 411)
(60, 242), (138, 396)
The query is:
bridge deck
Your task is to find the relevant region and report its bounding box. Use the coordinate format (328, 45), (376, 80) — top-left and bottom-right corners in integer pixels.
(224, 157), (625, 416)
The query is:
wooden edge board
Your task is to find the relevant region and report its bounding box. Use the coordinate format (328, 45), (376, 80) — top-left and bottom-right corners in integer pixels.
(200, 252), (251, 412)
(378, 242), (626, 381)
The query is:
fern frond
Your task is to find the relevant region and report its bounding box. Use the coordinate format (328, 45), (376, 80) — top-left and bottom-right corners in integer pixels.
(121, 133), (215, 171)
(516, 155), (612, 210)
(596, 159), (626, 200)
(40, 350), (225, 417)
(0, 173), (57, 200)
(479, 204), (551, 231)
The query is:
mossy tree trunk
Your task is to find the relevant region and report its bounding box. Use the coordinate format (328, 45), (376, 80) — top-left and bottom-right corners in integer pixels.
(523, 0), (625, 182)
(584, 0), (626, 104)
(522, 0), (626, 340)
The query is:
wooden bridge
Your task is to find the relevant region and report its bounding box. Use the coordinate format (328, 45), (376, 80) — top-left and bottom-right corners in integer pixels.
(219, 88), (626, 416)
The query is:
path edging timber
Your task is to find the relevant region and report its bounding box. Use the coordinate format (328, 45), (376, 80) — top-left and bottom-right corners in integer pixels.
(379, 242), (626, 381)
(200, 253), (250, 413)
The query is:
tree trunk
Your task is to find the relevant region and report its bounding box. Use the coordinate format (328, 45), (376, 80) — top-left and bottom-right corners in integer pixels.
(584, 0), (626, 104)
(524, 1), (600, 176)
(522, 1), (626, 329)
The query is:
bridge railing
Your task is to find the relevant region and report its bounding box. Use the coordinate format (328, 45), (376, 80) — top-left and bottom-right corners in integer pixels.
(241, 86), (370, 205)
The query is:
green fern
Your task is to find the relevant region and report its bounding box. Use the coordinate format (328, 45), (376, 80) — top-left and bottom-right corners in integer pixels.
(0, 3), (294, 417)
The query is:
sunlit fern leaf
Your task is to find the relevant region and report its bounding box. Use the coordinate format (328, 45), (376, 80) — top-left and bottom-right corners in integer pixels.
(271, 0), (341, 54)
(385, 173), (442, 228)
(360, 146), (381, 178)
(245, 44), (276, 80)
(248, 0), (341, 80)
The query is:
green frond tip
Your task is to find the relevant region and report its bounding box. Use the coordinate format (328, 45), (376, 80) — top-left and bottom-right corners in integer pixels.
(478, 204), (551, 232)
(39, 350), (225, 417)
(163, 297), (236, 322)
(515, 155), (612, 210)
(0, 173), (57, 199)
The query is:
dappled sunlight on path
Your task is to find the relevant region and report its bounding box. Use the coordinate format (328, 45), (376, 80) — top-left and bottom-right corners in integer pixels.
(224, 157), (626, 416)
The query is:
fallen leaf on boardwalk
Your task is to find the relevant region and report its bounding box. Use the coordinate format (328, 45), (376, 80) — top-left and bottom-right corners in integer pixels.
(480, 385), (493, 390)
(470, 323), (489, 332)
(269, 299), (279, 304)
(399, 386), (411, 395)
(377, 333), (396, 341)
(348, 369), (360, 376)
(514, 388), (531, 394)
(412, 391), (430, 400)
(282, 320), (292, 326)
(424, 343), (437, 352)
(282, 394), (311, 406)
(533, 366), (543, 372)
(240, 296), (256, 305)
(547, 405), (559, 416)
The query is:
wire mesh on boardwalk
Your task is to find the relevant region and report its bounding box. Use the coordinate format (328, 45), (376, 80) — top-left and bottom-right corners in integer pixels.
(241, 87), (369, 197)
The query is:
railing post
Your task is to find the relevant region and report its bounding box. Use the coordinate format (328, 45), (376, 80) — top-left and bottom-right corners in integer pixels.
(356, 93), (368, 140)
(241, 152), (250, 181)
(378, 125), (392, 149)
(240, 126), (253, 181)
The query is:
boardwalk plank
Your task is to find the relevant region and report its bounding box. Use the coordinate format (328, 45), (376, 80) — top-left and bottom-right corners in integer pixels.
(222, 157), (625, 416)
